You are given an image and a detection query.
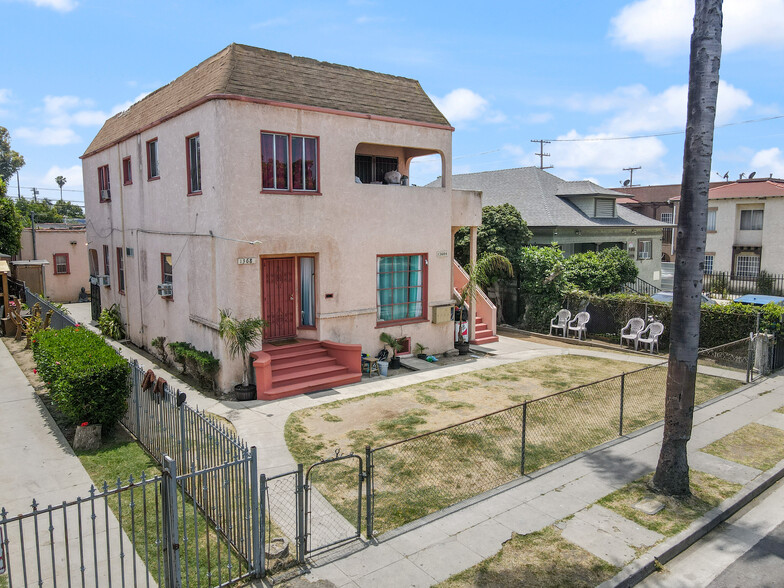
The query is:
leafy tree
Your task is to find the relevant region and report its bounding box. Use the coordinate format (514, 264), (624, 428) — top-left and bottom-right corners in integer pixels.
(455, 204), (532, 273)
(0, 179), (23, 255)
(563, 247), (638, 294)
(0, 127), (25, 182)
(651, 0), (723, 497)
(517, 245), (567, 330)
(53, 199), (84, 219)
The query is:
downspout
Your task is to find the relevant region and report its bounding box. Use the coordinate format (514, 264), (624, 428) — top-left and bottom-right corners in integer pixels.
(117, 145), (130, 337)
(135, 136), (145, 338)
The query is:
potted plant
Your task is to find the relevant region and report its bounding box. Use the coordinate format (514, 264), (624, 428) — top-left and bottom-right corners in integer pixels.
(379, 332), (403, 369)
(218, 308), (268, 401)
(414, 342), (428, 360)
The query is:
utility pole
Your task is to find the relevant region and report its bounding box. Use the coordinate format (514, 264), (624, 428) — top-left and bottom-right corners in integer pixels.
(30, 211), (37, 260)
(531, 139), (553, 170)
(30, 187), (39, 203)
(623, 166), (641, 188)
(16, 170), (20, 199)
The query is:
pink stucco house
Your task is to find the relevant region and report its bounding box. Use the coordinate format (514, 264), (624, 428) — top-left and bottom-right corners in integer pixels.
(82, 44), (482, 398)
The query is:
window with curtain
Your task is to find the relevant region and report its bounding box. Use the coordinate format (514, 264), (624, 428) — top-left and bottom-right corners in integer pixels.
(707, 209), (717, 231)
(187, 134), (201, 194)
(300, 257), (315, 327)
(376, 255), (425, 322)
(262, 132), (318, 192)
(740, 209), (763, 230)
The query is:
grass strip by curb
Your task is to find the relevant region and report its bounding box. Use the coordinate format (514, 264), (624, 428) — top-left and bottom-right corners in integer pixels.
(596, 457), (784, 588)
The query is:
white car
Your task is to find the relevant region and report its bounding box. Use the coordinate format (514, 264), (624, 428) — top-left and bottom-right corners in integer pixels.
(651, 291), (717, 306)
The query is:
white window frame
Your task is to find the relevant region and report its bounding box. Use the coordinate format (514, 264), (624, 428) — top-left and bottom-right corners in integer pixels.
(660, 212), (674, 224)
(735, 254), (760, 277)
(637, 239), (652, 260)
(704, 254), (714, 275)
(707, 209), (717, 231)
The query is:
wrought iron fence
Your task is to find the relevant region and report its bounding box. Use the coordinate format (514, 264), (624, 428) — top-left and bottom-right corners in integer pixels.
(123, 360), (255, 560)
(24, 287), (78, 330)
(703, 271), (784, 297)
(0, 454), (257, 587)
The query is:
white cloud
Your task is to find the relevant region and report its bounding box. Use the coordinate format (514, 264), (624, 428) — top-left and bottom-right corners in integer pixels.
(0, 89), (10, 103)
(567, 81), (752, 134)
(431, 88), (488, 123)
(549, 130), (668, 175)
(751, 148), (784, 177)
(610, 0), (784, 60)
(15, 126), (80, 145)
(18, 0), (77, 11)
(39, 164), (84, 192)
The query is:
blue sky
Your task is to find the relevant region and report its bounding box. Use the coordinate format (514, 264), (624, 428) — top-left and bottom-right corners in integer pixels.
(2, 0), (783, 205)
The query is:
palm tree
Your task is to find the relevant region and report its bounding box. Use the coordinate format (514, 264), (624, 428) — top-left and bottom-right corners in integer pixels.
(218, 309), (268, 388)
(55, 176), (66, 201)
(455, 253), (513, 344)
(650, 0), (723, 496)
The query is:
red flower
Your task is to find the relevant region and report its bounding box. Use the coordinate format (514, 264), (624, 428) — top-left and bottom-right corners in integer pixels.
(81, 422), (89, 427)
(33, 368), (37, 374)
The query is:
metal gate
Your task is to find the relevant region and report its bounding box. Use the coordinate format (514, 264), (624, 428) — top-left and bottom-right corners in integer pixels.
(305, 453), (364, 555)
(90, 281), (101, 320)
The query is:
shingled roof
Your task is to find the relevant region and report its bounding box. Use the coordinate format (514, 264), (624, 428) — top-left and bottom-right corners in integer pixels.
(430, 167), (669, 229)
(83, 44), (449, 158)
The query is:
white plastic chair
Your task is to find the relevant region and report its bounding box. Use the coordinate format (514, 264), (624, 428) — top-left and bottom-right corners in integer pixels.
(549, 309), (571, 337)
(620, 317), (646, 348)
(636, 321), (664, 353)
(568, 311), (590, 340)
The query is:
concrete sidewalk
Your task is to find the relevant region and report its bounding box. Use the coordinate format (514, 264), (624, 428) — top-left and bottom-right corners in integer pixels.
(0, 340), (155, 586)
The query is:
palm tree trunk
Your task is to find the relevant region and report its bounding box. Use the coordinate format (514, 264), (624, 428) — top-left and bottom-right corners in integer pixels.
(651, 0), (723, 496)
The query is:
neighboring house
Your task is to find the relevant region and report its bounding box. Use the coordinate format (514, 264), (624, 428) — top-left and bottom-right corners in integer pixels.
(438, 167), (669, 286)
(670, 178), (784, 277)
(82, 44), (482, 398)
(13, 222), (90, 303)
(614, 182), (728, 261)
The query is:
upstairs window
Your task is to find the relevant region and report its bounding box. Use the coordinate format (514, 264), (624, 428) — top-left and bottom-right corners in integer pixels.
(707, 209), (717, 231)
(88, 248), (99, 276)
(261, 132), (319, 192)
(355, 155), (398, 184)
(740, 209), (763, 230)
(98, 165), (111, 202)
(147, 138), (160, 180)
(122, 156), (133, 185)
(161, 253), (173, 284)
(637, 239), (652, 260)
(53, 253), (70, 275)
(186, 134), (202, 194)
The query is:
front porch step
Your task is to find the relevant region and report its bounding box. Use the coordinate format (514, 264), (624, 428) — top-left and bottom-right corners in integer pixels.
(272, 363), (350, 388)
(472, 334), (499, 345)
(271, 354), (338, 376)
(261, 373), (362, 401)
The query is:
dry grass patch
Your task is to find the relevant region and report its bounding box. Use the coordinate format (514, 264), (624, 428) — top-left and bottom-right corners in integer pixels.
(437, 526), (618, 588)
(701, 423), (784, 471)
(775, 405), (784, 415)
(599, 471), (741, 537)
(285, 355), (739, 534)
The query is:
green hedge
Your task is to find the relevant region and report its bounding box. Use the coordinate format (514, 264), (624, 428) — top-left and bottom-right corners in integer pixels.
(32, 327), (130, 428)
(563, 291), (783, 350)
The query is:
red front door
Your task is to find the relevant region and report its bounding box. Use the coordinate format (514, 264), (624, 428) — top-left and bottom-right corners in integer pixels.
(261, 257), (297, 340)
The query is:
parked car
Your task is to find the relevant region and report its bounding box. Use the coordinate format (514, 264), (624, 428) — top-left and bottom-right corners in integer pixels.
(651, 291), (717, 306)
(733, 294), (784, 307)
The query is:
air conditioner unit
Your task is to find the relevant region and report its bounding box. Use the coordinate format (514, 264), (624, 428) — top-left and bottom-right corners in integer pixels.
(157, 283), (173, 297)
(100, 189), (110, 200)
(89, 276), (99, 285)
(101, 275), (111, 286)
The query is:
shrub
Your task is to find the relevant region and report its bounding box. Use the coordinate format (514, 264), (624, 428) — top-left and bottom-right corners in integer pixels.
(98, 303), (125, 340)
(151, 336), (168, 363)
(32, 327), (130, 429)
(563, 247), (638, 295)
(518, 245), (567, 331)
(168, 341), (220, 388)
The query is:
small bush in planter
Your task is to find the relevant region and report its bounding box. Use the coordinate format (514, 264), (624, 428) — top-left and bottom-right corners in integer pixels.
(218, 309), (268, 399)
(414, 342), (428, 359)
(379, 332), (403, 368)
(98, 303), (125, 340)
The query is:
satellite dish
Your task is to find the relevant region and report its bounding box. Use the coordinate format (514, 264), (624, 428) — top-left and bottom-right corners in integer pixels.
(623, 179), (631, 187)
(723, 172), (729, 180)
(749, 171), (757, 179)
(739, 172), (746, 179)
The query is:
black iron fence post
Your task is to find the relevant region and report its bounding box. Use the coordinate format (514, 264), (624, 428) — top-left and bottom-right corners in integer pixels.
(365, 446), (374, 539)
(259, 472), (267, 578)
(619, 373), (625, 437)
(296, 464), (306, 564)
(520, 402), (528, 475)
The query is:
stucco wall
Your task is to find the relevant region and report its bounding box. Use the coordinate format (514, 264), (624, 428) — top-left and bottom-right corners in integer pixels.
(18, 228), (90, 302)
(84, 98), (480, 391)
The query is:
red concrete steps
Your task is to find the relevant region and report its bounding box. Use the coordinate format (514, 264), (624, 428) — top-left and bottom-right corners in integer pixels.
(471, 317), (499, 345)
(252, 340), (362, 400)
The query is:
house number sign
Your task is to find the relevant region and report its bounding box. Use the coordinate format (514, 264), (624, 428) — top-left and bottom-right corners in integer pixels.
(237, 257), (256, 265)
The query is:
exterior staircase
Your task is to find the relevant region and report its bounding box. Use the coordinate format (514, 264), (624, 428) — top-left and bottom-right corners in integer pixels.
(251, 340), (361, 401)
(452, 260), (499, 345)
